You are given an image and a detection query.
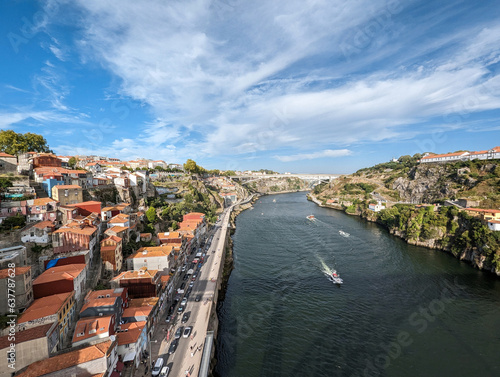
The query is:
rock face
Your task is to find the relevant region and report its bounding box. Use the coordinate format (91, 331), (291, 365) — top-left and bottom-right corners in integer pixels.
(248, 177), (310, 194)
(392, 165), (456, 203)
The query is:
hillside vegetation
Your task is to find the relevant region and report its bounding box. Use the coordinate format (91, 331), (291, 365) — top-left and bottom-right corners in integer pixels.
(312, 156), (500, 275)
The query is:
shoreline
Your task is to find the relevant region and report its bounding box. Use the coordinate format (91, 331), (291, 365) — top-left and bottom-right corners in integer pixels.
(307, 193), (500, 277)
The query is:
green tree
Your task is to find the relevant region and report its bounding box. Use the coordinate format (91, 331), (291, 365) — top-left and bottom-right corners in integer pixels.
(146, 207), (157, 224)
(0, 130), (51, 155)
(171, 220), (179, 231)
(184, 159), (205, 174)
(68, 157), (78, 168)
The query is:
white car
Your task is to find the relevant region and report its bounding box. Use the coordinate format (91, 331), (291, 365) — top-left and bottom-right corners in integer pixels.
(181, 297), (188, 306)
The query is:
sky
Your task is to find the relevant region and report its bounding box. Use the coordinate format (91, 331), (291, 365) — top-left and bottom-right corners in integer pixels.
(1, 0), (500, 174)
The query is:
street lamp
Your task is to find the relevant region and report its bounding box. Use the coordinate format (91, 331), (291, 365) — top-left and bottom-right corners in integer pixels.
(148, 338), (158, 369)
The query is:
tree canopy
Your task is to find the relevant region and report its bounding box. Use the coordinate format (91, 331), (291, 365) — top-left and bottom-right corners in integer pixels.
(183, 159), (206, 175)
(0, 130), (51, 155)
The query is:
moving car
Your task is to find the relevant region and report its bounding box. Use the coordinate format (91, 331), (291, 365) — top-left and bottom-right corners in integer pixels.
(182, 311), (191, 323)
(168, 339), (179, 354)
(159, 366), (170, 377)
(195, 294), (202, 302)
(182, 326), (193, 338)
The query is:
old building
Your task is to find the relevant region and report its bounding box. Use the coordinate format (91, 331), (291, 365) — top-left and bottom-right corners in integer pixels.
(32, 264), (86, 301)
(16, 339), (118, 377)
(126, 246), (174, 273)
(110, 268), (160, 299)
(0, 245), (28, 269)
(0, 152), (17, 173)
(0, 266), (33, 315)
(100, 235), (123, 274)
(72, 315), (116, 348)
(0, 322), (59, 376)
(51, 185), (83, 206)
(17, 292), (76, 348)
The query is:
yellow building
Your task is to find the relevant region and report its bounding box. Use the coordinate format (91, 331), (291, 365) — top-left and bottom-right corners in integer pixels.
(51, 184), (83, 206)
(17, 291), (76, 349)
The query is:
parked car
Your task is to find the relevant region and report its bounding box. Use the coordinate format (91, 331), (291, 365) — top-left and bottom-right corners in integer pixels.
(183, 326), (193, 338)
(168, 339), (179, 354)
(180, 297), (188, 306)
(177, 306), (185, 314)
(152, 358), (164, 376)
(174, 326), (184, 339)
(192, 273), (198, 281)
(182, 311), (191, 323)
(165, 314), (172, 323)
(189, 281), (194, 288)
(181, 265), (187, 272)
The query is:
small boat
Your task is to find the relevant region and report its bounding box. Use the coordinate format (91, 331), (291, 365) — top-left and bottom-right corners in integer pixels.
(273, 199), (276, 202)
(329, 271), (343, 285)
(307, 215), (315, 220)
(339, 230), (350, 237)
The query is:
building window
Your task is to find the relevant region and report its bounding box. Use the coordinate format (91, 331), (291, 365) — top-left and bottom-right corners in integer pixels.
(64, 190), (69, 197)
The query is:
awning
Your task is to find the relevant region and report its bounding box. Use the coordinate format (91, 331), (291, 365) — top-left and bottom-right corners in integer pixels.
(123, 352), (136, 362)
(115, 361), (124, 372)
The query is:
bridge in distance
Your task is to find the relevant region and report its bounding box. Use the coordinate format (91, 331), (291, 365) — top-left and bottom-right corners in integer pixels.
(229, 173), (340, 185)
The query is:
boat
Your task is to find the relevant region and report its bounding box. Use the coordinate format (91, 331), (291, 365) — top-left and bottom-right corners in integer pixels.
(307, 215), (315, 220)
(328, 270), (343, 285)
(339, 230), (350, 237)
(273, 199), (276, 202)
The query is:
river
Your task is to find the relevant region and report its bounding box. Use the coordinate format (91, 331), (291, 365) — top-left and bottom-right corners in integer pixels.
(215, 192), (500, 377)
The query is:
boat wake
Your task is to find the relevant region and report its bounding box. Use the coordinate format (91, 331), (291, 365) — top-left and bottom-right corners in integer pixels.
(318, 256), (343, 285)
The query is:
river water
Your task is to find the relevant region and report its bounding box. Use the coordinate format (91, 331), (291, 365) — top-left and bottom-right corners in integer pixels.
(215, 192), (500, 377)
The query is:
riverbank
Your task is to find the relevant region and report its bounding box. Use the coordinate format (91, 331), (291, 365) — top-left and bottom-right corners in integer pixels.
(308, 192), (500, 276)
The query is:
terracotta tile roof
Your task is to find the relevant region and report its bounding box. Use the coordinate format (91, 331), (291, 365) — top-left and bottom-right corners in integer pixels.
(0, 152), (15, 158)
(32, 198), (58, 206)
(106, 226), (128, 234)
(72, 315), (114, 343)
(101, 235), (122, 243)
(140, 233), (151, 237)
(0, 322), (54, 349)
(52, 184), (82, 189)
(489, 220), (500, 224)
(53, 224), (97, 236)
(80, 297), (118, 313)
(18, 292), (73, 323)
(68, 200), (103, 206)
(33, 264), (86, 285)
(108, 214), (129, 224)
(33, 220), (56, 229)
(16, 340), (114, 377)
(158, 231), (181, 239)
(111, 268), (159, 281)
(85, 288), (126, 302)
(116, 321), (146, 345)
(122, 306), (153, 318)
(127, 246), (173, 259)
(465, 208), (500, 213)
(0, 266), (31, 280)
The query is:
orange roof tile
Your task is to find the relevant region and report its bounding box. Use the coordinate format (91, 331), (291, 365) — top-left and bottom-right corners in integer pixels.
(33, 220), (56, 229)
(465, 208), (500, 213)
(16, 340), (114, 377)
(489, 220), (500, 224)
(0, 266), (31, 280)
(127, 246), (173, 259)
(0, 323), (54, 349)
(80, 297), (118, 313)
(122, 306), (153, 318)
(117, 321), (146, 345)
(0, 152), (15, 158)
(111, 268), (159, 281)
(53, 224), (97, 236)
(32, 198), (58, 206)
(72, 315), (114, 343)
(106, 226), (128, 233)
(127, 297), (158, 308)
(52, 184), (82, 189)
(18, 292), (73, 323)
(33, 264), (86, 285)
(85, 288), (126, 302)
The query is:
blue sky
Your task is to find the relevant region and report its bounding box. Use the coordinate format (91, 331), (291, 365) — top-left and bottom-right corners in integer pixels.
(1, 0), (500, 174)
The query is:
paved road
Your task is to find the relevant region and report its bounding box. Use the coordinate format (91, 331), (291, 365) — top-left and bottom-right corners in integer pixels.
(160, 206), (234, 376)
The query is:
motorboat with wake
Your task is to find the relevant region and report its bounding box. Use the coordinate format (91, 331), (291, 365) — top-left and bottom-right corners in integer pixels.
(328, 270), (343, 285)
(307, 215), (315, 221)
(339, 230), (350, 237)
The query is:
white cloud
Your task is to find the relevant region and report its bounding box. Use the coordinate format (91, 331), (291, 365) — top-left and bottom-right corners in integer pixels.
(275, 149), (353, 162)
(43, 0), (500, 161)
